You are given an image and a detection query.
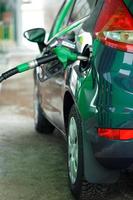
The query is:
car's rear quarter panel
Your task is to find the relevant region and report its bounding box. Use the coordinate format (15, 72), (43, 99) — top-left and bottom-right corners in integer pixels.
(94, 41), (133, 129)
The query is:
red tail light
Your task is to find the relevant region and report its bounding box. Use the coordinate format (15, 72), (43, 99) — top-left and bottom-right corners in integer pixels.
(94, 0), (133, 52)
(98, 128), (133, 140)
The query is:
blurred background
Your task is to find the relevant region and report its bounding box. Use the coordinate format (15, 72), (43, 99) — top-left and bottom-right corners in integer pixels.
(0, 0), (64, 85)
(0, 1), (74, 200)
(0, 0), (62, 52)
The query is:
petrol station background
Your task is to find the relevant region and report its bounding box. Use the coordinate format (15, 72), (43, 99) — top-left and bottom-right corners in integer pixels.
(0, 0), (62, 51)
(0, 1), (133, 200)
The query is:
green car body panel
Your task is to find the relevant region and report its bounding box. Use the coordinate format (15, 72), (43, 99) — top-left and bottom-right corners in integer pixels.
(76, 41), (133, 128)
(33, 0), (133, 184)
(124, 0), (133, 14)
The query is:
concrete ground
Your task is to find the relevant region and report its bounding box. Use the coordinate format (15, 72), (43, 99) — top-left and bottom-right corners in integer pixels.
(0, 49), (72, 200)
(0, 47), (133, 200)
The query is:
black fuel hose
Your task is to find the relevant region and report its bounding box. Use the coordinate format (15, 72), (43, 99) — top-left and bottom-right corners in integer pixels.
(0, 54), (57, 83)
(36, 55), (57, 66)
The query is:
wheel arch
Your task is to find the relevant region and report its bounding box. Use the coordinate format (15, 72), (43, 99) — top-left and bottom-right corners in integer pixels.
(63, 91), (75, 132)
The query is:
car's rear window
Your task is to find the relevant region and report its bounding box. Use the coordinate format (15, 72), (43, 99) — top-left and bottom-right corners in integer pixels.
(123, 0), (133, 14)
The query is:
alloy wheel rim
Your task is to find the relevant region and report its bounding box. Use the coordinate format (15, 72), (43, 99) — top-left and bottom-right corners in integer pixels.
(68, 117), (78, 184)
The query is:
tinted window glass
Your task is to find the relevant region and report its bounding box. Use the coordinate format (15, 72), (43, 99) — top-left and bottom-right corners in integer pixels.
(83, 0), (104, 32)
(70, 0), (97, 23)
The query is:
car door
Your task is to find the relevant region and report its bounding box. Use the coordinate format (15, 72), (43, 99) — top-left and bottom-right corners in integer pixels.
(38, 0), (75, 132)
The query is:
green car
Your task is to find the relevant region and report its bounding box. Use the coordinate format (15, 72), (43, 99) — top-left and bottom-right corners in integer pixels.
(24, 0), (133, 199)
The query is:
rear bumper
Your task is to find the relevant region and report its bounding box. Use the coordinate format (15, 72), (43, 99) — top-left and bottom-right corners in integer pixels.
(82, 121), (120, 184)
(84, 118), (133, 169)
(92, 135), (133, 169)
(82, 119), (133, 184)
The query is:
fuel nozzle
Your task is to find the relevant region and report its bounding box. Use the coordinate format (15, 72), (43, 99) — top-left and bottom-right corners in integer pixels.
(48, 38), (88, 69)
(0, 38), (88, 83)
(52, 45), (88, 69)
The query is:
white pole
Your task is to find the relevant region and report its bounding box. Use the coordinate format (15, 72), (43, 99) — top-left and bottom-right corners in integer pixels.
(16, 0), (22, 46)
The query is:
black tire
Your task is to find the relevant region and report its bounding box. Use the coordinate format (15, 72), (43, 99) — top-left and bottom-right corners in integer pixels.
(34, 70), (54, 134)
(67, 105), (108, 200)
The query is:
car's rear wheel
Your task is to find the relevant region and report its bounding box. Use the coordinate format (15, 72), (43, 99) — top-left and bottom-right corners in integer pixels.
(67, 105), (107, 200)
(34, 70), (54, 134)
